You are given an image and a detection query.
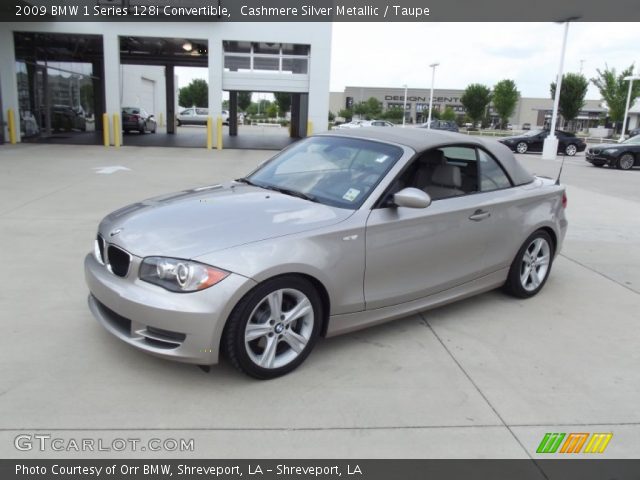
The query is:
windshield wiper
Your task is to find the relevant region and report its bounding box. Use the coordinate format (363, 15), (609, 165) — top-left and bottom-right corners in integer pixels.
(260, 184), (317, 202)
(235, 177), (258, 186)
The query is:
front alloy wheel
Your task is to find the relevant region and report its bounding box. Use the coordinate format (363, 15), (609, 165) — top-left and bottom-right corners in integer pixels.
(565, 144), (577, 156)
(504, 230), (554, 298)
(516, 142), (528, 154)
(618, 153), (635, 170)
(224, 276), (322, 379)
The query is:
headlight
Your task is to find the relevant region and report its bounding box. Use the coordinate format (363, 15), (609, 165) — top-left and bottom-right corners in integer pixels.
(139, 257), (229, 292)
(603, 148), (619, 155)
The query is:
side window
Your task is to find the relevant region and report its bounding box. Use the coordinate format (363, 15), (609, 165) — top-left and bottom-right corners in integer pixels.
(196, 108), (207, 115)
(478, 149), (512, 191)
(389, 145), (478, 202)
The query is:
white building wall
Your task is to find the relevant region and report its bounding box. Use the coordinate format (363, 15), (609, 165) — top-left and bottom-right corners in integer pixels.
(120, 65), (166, 121)
(0, 21), (332, 144)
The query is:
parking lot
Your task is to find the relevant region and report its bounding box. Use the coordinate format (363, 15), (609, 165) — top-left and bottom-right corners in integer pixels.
(0, 142), (638, 459)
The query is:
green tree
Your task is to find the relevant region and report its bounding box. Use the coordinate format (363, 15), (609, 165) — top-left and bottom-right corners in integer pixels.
(274, 93), (292, 115)
(353, 97), (383, 120)
(591, 64), (640, 132)
(337, 108), (353, 120)
(492, 79), (520, 129)
(461, 84), (492, 124)
(178, 79), (208, 107)
(381, 107), (404, 122)
(550, 73), (589, 129)
(440, 106), (456, 121)
(266, 103), (278, 118)
(428, 107), (441, 120)
(238, 92), (252, 111)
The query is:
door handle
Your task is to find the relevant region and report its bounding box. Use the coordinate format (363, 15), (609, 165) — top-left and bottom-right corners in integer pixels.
(469, 209), (491, 221)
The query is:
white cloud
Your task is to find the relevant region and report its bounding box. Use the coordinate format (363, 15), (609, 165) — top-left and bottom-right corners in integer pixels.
(330, 22), (640, 99)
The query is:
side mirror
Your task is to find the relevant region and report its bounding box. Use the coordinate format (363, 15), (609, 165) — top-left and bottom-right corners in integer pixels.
(392, 187), (432, 209)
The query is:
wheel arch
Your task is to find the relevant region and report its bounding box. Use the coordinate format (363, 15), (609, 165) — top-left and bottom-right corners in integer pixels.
(219, 271), (332, 352)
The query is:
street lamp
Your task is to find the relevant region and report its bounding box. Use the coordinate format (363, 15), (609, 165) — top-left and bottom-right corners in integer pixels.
(619, 75), (640, 142)
(542, 19), (578, 160)
(402, 84), (408, 127)
(426, 63), (439, 129)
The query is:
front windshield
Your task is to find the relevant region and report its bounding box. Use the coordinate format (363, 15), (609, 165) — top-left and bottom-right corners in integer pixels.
(623, 136), (640, 144)
(248, 136), (404, 209)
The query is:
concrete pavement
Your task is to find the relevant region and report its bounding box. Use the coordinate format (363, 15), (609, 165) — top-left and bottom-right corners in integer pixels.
(0, 143), (638, 459)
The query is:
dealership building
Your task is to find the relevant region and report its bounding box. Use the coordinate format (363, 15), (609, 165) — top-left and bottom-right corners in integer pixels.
(330, 86), (609, 131)
(0, 21), (332, 147)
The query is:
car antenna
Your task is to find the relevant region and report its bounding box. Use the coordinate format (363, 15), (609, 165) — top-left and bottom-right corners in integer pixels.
(555, 153), (566, 185)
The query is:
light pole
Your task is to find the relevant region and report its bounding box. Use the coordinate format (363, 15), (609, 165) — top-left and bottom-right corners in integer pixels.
(402, 84), (408, 127)
(542, 20), (575, 160)
(619, 75), (640, 142)
(426, 63), (439, 129)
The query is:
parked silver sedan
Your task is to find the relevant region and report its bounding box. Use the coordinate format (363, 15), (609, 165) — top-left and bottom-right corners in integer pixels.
(85, 128), (568, 379)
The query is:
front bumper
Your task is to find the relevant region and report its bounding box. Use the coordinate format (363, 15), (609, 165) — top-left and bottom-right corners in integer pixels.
(84, 253), (256, 364)
(585, 152), (616, 165)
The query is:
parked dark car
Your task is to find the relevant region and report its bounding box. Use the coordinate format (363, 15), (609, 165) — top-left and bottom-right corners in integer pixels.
(628, 127), (640, 138)
(498, 129), (586, 156)
(122, 107), (157, 134)
(40, 105), (87, 132)
(418, 120), (459, 132)
(585, 135), (640, 170)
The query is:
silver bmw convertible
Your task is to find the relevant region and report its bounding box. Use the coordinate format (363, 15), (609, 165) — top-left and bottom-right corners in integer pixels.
(85, 128), (567, 379)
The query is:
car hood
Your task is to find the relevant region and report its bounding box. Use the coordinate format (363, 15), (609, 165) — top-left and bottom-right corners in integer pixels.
(589, 142), (627, 150)
(98, 182), (353, 259)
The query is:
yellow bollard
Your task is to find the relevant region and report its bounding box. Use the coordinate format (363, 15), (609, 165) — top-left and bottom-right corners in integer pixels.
(7, 108), (17, 144)
(112, 114), (120, 148)
(216, 116), (223, 150)
(206, 116), (213, 150)
(102, 113), (110, 147)
(159, 112), (164, 128)
(307, 120), (313, 136)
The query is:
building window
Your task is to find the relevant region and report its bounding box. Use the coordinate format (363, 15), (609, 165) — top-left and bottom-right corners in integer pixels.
(223, 41), (310, 74)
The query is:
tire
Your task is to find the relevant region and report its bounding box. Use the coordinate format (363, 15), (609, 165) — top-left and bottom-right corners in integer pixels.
(176, 119), (182, 126)
(565, 144), (577, 156)
(504, 230), (554, 298)
(617, 153), (635, 170)
(223, 276), (322, 379)
(516, 142), (528, 154)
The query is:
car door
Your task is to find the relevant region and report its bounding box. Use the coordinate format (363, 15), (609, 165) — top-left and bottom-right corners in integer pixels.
(530, 131), (548, 151)
(196, 108), (209, 125)
(364, 145), (499, 309)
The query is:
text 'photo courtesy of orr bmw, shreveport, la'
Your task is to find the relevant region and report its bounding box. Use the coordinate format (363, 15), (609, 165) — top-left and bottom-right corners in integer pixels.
(85, 128), (567, 379)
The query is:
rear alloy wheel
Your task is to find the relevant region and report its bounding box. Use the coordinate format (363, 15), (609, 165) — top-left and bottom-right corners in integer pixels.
(224, 276), (322, 379)
(504, 230), (554, 298)
(565, 144), (577, 156)
(516, 142), (528, 154)
(618, 153), (635, 170)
